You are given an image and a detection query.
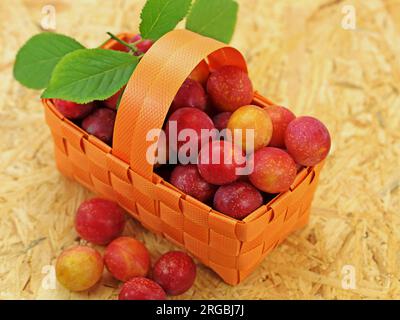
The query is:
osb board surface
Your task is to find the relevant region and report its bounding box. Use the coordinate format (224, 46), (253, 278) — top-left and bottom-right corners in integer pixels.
(0, 0), (399, 300)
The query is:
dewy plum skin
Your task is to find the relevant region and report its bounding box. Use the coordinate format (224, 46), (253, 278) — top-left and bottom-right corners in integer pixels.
(153, 251), (197, 296)
(207, 65), (254, 112)
(75, 198), (126, 245)
(104, 237), (150, 282)
(285, 116), (331, 166)
(170, 164), (217, 202)
(197, 140), (245, 185)
(170, 78), (207, 112)
(119, 277), (166, 300)
(249, 147), (297, 194)
(81, 108), (116, 144)
(214, 181), (263, 220)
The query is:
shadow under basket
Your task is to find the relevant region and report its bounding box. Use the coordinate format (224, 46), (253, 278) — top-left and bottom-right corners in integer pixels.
(42, 30), (325, 286)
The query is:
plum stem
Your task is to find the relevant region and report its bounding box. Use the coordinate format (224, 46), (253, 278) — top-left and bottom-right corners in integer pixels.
(106, 32), (142, 54)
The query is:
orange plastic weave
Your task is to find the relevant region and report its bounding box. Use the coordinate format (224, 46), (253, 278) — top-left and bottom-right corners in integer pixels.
(42, 30), (325, 285)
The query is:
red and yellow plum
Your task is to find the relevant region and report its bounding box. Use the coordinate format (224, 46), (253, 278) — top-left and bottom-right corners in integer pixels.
(56, 246), (104, 292)
(249, 147), (297, 194)
(285, 116), (331, 166)
(227, 105), (273, 152)
(104, 237), (150, 282)
(207, 66), (253, 112)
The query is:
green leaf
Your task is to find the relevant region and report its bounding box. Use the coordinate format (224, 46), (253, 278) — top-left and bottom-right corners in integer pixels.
(42, 49), (139, 104)
(140, 0), (192, 40)
(186, 0), (238, 43)
(13, 33), (85, 89)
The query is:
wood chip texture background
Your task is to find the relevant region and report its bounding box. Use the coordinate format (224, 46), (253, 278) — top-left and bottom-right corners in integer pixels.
(0, 0), (399, 300)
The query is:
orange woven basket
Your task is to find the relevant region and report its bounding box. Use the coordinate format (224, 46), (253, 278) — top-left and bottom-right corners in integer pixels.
(42, 30), (324, 285)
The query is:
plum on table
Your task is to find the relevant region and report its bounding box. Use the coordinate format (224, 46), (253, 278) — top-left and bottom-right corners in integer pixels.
(56, 246), (104, 292)
(75, 198), (125, 245)
(119, 277), (166, 300)
(153, 251), (196, 296)
(104, 237), (151, 282)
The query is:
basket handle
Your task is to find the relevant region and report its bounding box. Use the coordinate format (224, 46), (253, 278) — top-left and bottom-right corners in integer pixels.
(112, 29), (248, 180)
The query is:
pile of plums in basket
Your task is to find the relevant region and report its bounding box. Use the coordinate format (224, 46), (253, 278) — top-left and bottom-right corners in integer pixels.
(52, 34), (331, 221)
(56, 198), (196, 299)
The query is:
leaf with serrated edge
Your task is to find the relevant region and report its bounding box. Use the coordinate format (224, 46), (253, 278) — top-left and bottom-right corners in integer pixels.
(186, 0), (238, 44)
(140, 0), (192, 40)
(13, 33), (85, 89)
(42, 49), (139, 104)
